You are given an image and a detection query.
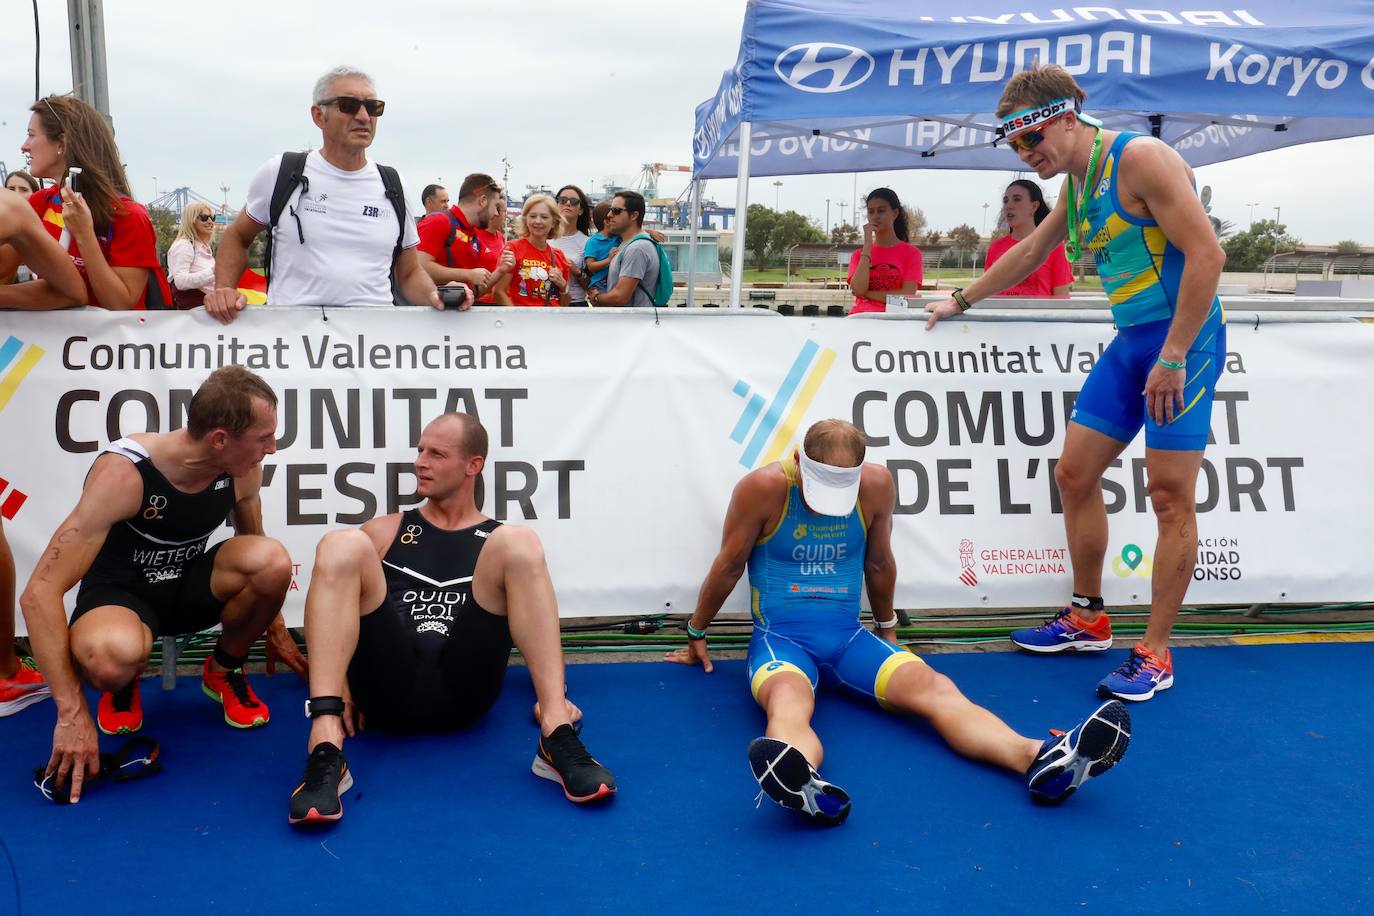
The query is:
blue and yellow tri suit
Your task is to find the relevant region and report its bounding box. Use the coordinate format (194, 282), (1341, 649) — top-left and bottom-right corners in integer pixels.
(1071, 131), (1226, 451)
(745, 458), (921, 709)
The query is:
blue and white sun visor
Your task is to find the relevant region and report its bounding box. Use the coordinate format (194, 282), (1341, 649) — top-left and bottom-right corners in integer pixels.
(995, 97), (1101, 143)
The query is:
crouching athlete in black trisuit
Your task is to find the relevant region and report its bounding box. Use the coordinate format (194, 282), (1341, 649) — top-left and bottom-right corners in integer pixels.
(289, 412), (614, 825)
(21, 366), (303, 804)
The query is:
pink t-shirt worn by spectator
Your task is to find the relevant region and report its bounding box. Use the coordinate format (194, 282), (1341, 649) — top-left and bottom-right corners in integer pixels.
(984, 235), (1073, 296)
(847, 242), (923, 313)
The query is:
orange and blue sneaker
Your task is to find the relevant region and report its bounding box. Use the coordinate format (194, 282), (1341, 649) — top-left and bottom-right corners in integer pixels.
(201, 658), (270, 728)
(97, 678), (143, 735)
(1011, 607), (1113, 653)
(0, 657), (52, 717)
(1026, 700), (1132, 805)
(1099, 643), (1174, 701)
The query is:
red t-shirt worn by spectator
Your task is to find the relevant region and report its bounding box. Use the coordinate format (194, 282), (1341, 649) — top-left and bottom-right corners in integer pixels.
(504, 238), (568, 307)
(847, 242), (923, 314)
(29, 187), (162, 309)
(985, 235), (1073, 297)
(416, 205), (506, 302)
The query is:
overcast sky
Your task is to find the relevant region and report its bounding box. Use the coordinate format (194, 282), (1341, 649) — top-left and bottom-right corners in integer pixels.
(1, 0), (1369, 243)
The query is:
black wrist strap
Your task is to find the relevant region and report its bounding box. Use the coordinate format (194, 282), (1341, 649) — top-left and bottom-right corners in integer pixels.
(305, 696), (345, 719)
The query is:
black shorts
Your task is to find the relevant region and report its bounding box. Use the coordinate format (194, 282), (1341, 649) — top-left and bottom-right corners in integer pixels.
(70, 542), (227, 638)
(347, 596), (513, 733)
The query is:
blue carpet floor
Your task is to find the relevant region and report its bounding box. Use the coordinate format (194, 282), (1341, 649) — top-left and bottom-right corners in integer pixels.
(1, 643), (1370, 914)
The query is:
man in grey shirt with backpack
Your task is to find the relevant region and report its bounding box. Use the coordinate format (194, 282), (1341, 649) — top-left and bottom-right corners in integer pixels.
(588, 191), (669, 308)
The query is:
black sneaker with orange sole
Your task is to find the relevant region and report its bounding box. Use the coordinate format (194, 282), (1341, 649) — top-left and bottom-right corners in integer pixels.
(289, 742), (353, 826)
(532, 724), (616, 803)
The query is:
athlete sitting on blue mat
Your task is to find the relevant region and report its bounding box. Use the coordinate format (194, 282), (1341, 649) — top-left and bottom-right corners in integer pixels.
(667, 419), (1131, 826)
(288, 412), (614, 826)
(925, 64), (1228, 702)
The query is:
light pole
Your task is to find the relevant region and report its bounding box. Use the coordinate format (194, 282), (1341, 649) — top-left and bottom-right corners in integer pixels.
(982, 202), (990, 234)
(773, 180), (783, 210)
(219, 184), (230, 215)
(1247, 202), (1260, 225)
(837, 201), (848, 226)
(152, 176), (158, 199)
(825, 198), (831, 234)
(1272, 206), (1281, 226)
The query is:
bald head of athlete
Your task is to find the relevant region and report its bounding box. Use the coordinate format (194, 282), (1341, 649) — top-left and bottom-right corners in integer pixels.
(414, 412), (489, 501)
(186, 365), (279, 478)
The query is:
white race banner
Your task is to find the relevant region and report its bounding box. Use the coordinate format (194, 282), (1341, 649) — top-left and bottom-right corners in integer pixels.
(1, 308), (1368, 628)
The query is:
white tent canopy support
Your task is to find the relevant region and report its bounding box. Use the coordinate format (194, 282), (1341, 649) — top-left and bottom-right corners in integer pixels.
(727, 122), (753, 309)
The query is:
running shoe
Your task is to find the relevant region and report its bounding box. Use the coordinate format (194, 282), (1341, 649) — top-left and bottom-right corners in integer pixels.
(1011, 607), (1113, 653)
(747, 736), (851, 827)
(0, 657), (52, 717)
(289, 742), (353, 826)
(97, 678), (143, 735)
(1098, 643), (1174, 702)
(532, 724), (616, 803)
(200, 658), (270, 728)
(1026, 700), (1132, 806)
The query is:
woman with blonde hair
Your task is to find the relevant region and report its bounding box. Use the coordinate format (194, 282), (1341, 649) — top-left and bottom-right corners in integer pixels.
(167, 202), (218, 309)
(0, 94), (169, 309)
(497, 194), (570, 307)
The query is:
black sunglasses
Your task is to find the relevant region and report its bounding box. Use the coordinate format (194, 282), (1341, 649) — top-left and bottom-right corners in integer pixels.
(196, 213), (215, 222)
(319, 96), (386, 117)
(606, 206), (626, 216)
(555, 195), (581, 207)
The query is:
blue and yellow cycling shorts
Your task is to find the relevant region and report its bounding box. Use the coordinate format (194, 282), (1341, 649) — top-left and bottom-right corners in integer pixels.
(1071, 305), (1226, 451)
(746, 622), (923, 711)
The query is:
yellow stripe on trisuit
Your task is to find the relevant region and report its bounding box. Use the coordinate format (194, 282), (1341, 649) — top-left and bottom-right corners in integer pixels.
(873, 649), (924, 711)
(750, 659), (812, 700)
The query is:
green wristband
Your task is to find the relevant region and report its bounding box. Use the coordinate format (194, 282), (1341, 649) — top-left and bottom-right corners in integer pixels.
(685, 622), (707, 641)
(1157, 356), (1187, 371)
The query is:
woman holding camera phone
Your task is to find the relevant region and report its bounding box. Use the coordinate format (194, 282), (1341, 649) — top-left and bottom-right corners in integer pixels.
(0, 94), (167, 310)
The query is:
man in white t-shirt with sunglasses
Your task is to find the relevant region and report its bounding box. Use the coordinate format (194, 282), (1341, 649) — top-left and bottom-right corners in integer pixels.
(208, 67), (466, 323)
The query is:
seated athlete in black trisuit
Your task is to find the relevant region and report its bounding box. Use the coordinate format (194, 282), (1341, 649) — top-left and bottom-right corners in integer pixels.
(289, 412), (614, 825)
(21, 366), (304, 803)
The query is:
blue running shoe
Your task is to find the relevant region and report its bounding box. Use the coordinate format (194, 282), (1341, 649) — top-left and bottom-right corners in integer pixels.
(748, 737), (851, 827)
(1098, 643), (1174, 702)
(1026, 700), (1132, 806)
(1011, 607), (1113, 653)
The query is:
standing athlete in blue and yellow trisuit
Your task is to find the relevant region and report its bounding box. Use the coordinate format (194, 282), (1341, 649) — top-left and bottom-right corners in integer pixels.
(667, 420), (1131, 826)
(925, 65), (1228, 703)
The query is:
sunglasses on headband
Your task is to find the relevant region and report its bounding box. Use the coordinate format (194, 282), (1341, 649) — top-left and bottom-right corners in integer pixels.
(1006, 115), (1065, 153)
(318, 96), (386, 117)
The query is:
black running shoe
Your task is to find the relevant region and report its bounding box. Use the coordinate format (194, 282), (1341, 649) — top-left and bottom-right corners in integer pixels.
(1026, 700), (1132, 806)
(748, 736), (851, 827)
(532, 724), (616, 803)
(289, 742), (353, 826)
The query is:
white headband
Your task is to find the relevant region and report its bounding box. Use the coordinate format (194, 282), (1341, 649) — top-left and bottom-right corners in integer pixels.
(797, 448), (862, 517)
(996, 97), (1099, 143)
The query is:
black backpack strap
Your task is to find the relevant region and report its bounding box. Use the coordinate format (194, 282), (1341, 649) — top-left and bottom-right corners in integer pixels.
(264, 151), (309, 288)
(375, 164), (408, 258)
(443, 210), (459, 268)
(376, 164), (411, 304)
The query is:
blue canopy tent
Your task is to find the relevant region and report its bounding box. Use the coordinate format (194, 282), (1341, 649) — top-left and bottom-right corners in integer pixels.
(685, 0), (1374, 305)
